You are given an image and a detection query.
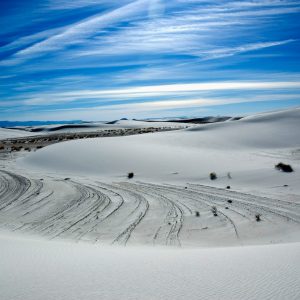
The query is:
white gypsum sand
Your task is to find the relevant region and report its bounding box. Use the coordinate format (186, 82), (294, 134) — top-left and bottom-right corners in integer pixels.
(0, 127), (40, 139)
(1, 235), (300, 300)
(0, 107), (300, 299)
(20, 107), (300, 194)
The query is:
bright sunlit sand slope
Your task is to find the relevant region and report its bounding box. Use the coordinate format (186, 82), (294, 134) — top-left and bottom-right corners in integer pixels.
(20, 107), (300, 192)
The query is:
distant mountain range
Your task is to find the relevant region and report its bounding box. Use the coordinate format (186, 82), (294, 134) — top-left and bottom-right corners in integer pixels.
(0, 120), (83, 127)
(0, 116), (244, 128)
(138, 116), (243, 124)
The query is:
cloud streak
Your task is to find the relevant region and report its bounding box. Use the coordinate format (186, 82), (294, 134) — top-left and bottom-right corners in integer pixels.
(22, 80), (300, 106)
(2, 0), (149, 65)
(199, 40), (296, 60)
(1, 0), (300, 119)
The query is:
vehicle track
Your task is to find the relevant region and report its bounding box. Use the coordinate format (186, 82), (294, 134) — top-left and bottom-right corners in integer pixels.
(46, 180), (112, 239)
(141, 182), (240, 240)
(188, 184), (300, 224)
(1, 169), (300, 246)
(71, 182), (125, 241)
(108, 183), (149, 246)
(119, 182), (184, 246)
(0, 170), (32, 211)
(190, 184), (300, 211)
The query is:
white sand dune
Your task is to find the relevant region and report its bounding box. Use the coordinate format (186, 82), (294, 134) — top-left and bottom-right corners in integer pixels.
(1, 120), (184, 135)
(20, 107), (300, 193)
(0, 107), (295, 247)
(1, 235), (300, 300)
(1, 168), (299, 247)
(1, 107), (300, 299)
(0, 128), (38, 139)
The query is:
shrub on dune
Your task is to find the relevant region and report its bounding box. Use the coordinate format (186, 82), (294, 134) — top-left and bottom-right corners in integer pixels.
(211, 206), (218, 216)
(210, 172), (217, 180)
(255, 214), (261, 222)
(128, 172), (134, 179)
(275, 162), (293, 173)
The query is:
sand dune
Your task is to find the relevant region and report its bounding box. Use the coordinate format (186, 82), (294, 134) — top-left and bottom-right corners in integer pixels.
(1, 107), (300, 299)
(1, 169), (299, 247)
(20, 108), (300, 193)
(1, 235), (300, 300)
(0, 128), (39, 139)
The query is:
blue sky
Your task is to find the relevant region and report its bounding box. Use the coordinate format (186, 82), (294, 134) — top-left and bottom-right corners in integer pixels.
(1, 0), (300, 121)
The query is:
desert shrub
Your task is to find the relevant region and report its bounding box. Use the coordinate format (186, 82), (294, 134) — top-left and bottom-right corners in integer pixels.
(227, 200), (232, 204)
(275, 162), (293, 173)
(210, 172), (217, 180)
(128, 172), (134, 179)
(12, 146), (22, 151)
(0, 145), (4, 150)
(225, 207), (229, 209)
(255, 214), (261, 222)
(211, 206), (218, 216)
(36, 145), (43, 149)
(195, 211), (200, 217)
(226, 186), (231, 189)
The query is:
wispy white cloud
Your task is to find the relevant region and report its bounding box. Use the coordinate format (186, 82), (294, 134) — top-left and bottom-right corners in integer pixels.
(66, 1), (299, 63)
(59, 81), (300, 96)
(46, 0), (129, 10)
(1, 0), (149, 65)
(22, 81), (300, 106)
(3, 0), (299, 67)
(92, 93), (300, 112)
(199, 40), (296, 60)
(1, 0), (300, 119)
(0, 27), (68, 55)
(21, 92), (299, 121)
